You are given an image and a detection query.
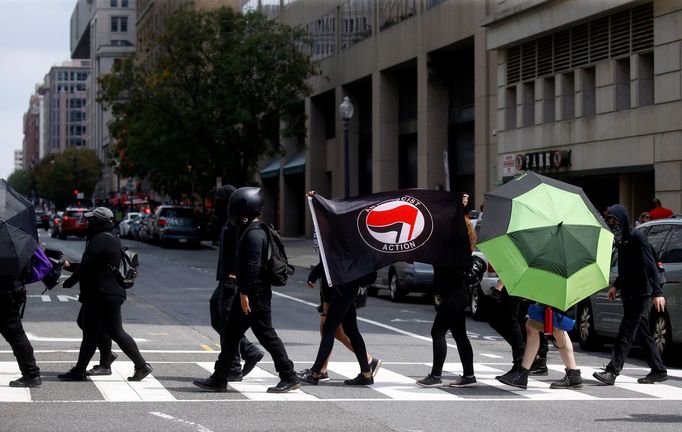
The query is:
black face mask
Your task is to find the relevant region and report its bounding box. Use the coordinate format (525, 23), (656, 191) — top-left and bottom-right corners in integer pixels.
(609, 222), (624, 245)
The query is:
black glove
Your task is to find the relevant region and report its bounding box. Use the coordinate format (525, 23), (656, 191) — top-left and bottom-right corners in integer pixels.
(62, 275), (77, 289)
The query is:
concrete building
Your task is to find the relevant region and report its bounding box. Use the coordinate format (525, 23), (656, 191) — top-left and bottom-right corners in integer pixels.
(39, 60), (90, 157)
(486, 0), (682, 218)
(271, 0), (497, 236)
(136, 0), (245, 68)
(71, 0), (137, 200)
(22, 94), (41, 170)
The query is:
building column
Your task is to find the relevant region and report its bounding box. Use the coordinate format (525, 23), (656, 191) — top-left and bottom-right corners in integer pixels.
(475, 27), (496, 206)
(372, 71), (399, 192)
(417, 53), (448, 190)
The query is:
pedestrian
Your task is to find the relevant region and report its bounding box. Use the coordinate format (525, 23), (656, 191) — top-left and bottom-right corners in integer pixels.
(636, 211), (651, 226)
(0, 262), (41, 388)
(648, 198), (673, 220)
(593, 204), (667, 385)
(58, 207), (152, 382)
(497, 305), (582, 390)
(416, 193), (476, 388)
(194, 187), (300, 393)
(297, 257), (382, 383)
(208, 184), (264, 381)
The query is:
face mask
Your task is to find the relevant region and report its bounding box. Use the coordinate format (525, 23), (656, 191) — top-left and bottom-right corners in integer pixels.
(609, 222), (623, 245)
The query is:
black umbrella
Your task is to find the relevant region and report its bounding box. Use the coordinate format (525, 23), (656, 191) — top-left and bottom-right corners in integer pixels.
(0, 179), (39, 276)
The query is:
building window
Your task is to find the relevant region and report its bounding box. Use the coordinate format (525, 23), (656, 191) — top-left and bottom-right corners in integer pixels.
(122, 0), (129, 7)
(111, 16), (128, 32)
(543, 77), (555, 122)
(110, 0), (117, 6)
(638, 52), (654, 107)
(582, 67), (596, 116)
(505, 86), (517, 129)
(523, 82), (535, 127)
(561, 72), (575, 120)
(615, 57), (631, 111)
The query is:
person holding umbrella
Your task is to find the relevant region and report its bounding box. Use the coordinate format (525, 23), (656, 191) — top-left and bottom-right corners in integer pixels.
(0, 179), (42, 387)
(593, 204), (667, 385)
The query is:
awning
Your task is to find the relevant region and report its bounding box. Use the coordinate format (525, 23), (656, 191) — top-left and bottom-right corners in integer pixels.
(260, 159), (280, 179)
(283, 153), (305, 176)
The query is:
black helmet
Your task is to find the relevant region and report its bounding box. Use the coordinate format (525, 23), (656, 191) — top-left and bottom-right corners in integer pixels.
(228, 187), (264, 222)
(216, 184), (236, 200)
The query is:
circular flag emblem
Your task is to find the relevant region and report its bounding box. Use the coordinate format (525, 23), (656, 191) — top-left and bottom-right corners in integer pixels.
(357, 196), (434, 253)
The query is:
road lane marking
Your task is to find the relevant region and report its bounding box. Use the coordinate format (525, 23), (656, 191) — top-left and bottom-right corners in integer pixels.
(0, 363), (30, 402)
(24, 333), (149, 343)
(480, 353), (504, 359)
(149, 412), (214, 432)
(196, 362), (317, 401)
(200, 345), (214, 352)
(90, 362), (175, 402)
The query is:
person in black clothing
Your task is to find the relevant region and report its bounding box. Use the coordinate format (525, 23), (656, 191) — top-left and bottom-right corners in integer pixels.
(209, 184), (264, 381)
(58, 207), (152, 382)
(593, 204), (668, 385)
(0, 263), (41, 387)
(194, 187), (300, 393)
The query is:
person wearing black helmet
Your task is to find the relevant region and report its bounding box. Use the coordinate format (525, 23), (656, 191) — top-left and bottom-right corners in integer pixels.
(208, 184), (264, 381)
(194, 187), (299, 393)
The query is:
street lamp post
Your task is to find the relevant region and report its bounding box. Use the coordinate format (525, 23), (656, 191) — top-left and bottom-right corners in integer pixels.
(339, 96), (354, 199)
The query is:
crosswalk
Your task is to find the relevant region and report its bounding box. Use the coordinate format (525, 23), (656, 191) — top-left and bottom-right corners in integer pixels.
(1, 361), (681, 403)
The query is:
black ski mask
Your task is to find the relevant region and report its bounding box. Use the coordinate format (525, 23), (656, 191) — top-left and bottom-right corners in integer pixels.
(607, 217), (624, 245)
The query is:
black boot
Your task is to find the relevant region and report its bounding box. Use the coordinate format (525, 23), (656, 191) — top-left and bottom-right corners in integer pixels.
(528, 357), (548, 376)
(193, 374), (228, 392)
(497, 366), (528, 390)
(9, 375), (41, 388)
(495, 362), (520, 380)
(550, 368), (582, 389)
(128, 363), (153, 381)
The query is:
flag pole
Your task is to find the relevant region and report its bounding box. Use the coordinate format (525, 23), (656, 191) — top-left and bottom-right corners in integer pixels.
(307, 196), (334, 286)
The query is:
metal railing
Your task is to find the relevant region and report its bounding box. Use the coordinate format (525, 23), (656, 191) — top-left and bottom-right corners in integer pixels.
(378, 0), (417, 31)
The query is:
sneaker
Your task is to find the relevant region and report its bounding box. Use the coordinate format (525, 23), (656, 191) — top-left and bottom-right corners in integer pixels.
(550, 368), (582, 389)
(128, 363), (153, 382)
(593, 370), (617, 385)
(227, 373), (243, 382)
(344, 374), (374, 386)
(369, 358), (383, 378)
(241, 351), (264, 377)
(416, 374), (442, 387)
(528, 357), (548, 376)
(495, 364), (519, 380)
(318, 371), (330, 381)
(637, 371), (668, 384)
(193, 375), (228, 392)
(267, 379), (301, 393)
(86, 365), (112, 376)
(448, 375), (477, 388)
(497, 368), (528, 390)
(297, 369), (319, 385)
(58, 367), (88, 381)
(100, 351), (118, 368)
(9, 376), (41, 388)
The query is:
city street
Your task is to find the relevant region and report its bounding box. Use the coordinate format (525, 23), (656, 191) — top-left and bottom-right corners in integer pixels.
(0, 231), (680, 432)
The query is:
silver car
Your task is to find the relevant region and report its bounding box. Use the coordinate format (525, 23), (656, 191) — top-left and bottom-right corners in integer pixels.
(575, 218), (682, 362)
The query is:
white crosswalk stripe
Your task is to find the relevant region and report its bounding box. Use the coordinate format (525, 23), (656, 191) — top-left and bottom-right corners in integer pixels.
(2, 361), (682, 402)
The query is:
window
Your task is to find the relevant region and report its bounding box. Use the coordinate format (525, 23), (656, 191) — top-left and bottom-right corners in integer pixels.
(523, 82), (535, 127)
(122, 0), (129, 7)
(646, 224), (672, 257)
(111, 16), (127, 32)
(561, 73), (575, 120)
(543, 77), (555, 122)
(110, 0), (117, 6)
(660, 226), (682, 263)
(638, 52), (654, 107)
(505, 86), (517, 129)
(582, 67), (596, 116)
(615, 57), (631, 111)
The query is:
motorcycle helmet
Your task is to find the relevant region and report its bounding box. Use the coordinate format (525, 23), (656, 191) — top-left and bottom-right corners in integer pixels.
(228, 187), (264, 223)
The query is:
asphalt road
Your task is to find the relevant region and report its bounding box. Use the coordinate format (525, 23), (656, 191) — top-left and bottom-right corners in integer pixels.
(1, 230), (681, 432)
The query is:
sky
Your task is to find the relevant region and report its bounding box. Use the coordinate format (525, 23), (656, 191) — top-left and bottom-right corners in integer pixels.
(0, 0), (74, 179)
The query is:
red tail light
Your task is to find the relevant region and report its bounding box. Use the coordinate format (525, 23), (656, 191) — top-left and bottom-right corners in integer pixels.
(157, 218), (167, 226)
(63, 216), (70, 221)
(487, 262), (495, 273)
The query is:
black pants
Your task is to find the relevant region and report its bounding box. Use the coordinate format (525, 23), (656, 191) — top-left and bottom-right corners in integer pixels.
(488, 290), (525, 365)
(312, 285), (369, 374)
(77, 306), (115, 367)
(75, 301), (146, 371)
(215, 293), (295, 381)
(430, 283), (474, 377)
(607, 295), (666, 375)
(0, 291), (39, 378)
(210, 282), (262, 375)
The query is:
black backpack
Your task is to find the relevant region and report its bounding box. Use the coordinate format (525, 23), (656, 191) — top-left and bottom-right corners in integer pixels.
(242, 222), (294, 286)
(105, 233), (139, 289)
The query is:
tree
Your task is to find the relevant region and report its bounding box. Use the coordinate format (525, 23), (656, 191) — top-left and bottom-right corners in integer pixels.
(7, 169), (32, 197)
(98, 7), (318, 201)
(33, 148), (103, 209)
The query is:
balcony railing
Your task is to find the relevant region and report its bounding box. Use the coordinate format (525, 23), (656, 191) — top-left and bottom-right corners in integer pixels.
(341, 0), (373, 49)
(379, 0), (417, 31)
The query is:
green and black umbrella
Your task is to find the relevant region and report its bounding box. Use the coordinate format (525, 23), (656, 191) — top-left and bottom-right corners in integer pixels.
(477, 172), (613, 311)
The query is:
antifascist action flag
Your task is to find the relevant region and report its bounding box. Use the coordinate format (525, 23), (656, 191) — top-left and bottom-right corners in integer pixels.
(308, 190), (471, 287)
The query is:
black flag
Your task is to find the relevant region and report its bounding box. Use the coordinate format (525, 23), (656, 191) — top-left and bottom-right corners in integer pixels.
(308, 190), (471, 287)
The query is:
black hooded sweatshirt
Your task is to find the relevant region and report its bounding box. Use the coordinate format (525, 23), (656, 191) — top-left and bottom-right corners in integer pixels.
(63, 219), (125, 305)
(607, 204), (662, 299)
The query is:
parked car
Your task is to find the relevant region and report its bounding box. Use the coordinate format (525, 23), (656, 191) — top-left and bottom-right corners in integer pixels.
(50, 211), (64, 238)
(151, 206), (201, 248)
(34, 210), (50, 230)
(368, 261), (435, 304)
(575, 218), (682, 363)
(128, 214), (147, 241)
(118, 212), (142, 238)
(58, 208), (89, 239)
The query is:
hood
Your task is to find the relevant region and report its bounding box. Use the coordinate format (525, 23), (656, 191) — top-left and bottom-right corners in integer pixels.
(606, 204), (632, 239)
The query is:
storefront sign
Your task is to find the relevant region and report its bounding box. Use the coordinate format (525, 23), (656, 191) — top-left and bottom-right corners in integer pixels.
(515, 150), (571, 172)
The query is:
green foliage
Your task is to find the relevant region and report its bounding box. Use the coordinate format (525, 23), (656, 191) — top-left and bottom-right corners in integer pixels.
(98, 7), (318, 200)
(33, 148), (103, 209)
(6, 169), (32, 197)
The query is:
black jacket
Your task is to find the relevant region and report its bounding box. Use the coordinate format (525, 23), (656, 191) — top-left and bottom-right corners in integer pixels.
(608, 204), (662, 299)
(64, 221), (124, 305)
(216, 222), (241, 282)
(237, 221), (269, 302)
(0, 263), (30, 294)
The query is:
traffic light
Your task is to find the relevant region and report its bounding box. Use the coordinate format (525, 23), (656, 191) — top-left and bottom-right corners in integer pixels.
(73, 189), (79, 196)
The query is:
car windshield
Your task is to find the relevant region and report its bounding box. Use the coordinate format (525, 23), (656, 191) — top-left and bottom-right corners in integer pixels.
(65, 210), (85, 218)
